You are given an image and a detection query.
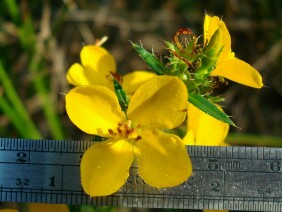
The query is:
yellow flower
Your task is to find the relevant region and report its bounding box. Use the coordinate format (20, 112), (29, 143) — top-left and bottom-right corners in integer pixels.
(66, 75), (192, 197)
(66, 43), (155, 93)
(204, 14), (263, 88)
(66, 44), (116, 88)
(184, 103), (229, 146)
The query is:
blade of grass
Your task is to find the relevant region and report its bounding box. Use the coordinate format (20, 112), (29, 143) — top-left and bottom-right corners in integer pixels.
(29, 65), (65, 139)
(16, 2), (65, 140)
(0, 61), (42, 138)
(0, 96), (30, 138)
(28, 49), (65, 140)
(4, 0), (20, 24)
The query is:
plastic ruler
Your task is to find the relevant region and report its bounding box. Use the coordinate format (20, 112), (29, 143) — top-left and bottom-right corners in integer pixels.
(1, 137), (282, 211)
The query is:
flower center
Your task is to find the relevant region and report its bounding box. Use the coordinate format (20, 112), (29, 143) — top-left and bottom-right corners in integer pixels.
(108, 120), (141, 140)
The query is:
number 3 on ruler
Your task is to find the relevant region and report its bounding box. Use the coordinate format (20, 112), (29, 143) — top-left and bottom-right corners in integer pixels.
(16, 178), (30, 186)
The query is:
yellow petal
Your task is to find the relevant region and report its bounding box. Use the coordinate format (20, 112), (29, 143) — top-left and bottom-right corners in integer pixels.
(217, 21), (232, 66)
(127, 76), (187, 129)
(66, 86), (126, 137)
(81, 138), (134, 196)
(183, 130), (195, 145)
(135, 128), (192, 188)
(80, 45), (116, 87)
(211, 58), (263, 88)
(187, 103), (229, 146)
(29, 204), (69, 212)
(122, 70), (155, 95)
(204, 14), (219, 43)
(66, 63), (91, 86)
(204, 14), (218, 42)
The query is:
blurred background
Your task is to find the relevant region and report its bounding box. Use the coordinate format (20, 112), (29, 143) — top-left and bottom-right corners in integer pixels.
(0, 0), (282, 211)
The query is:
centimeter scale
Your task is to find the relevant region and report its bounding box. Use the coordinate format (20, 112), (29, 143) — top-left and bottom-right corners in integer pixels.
(1, 137), (282, 211)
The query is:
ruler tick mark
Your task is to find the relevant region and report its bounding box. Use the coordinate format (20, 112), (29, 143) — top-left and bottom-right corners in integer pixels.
(1, 138), (282, 211)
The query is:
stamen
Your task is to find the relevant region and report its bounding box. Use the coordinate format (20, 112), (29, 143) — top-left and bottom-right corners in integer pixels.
(108, 129), (115, 136)
(107, 120), (140, 139)
(125, 126), (131, 134)
(117, 127), (122, 133)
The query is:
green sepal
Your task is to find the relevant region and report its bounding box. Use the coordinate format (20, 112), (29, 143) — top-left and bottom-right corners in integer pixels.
(164, 41), (176, 51)
(188, 93), (236, 127)
(113, 79), (129, 113)
(131, 42), (167, 75)
(203, 28), (222, 57)
(195, 28), (223, 79)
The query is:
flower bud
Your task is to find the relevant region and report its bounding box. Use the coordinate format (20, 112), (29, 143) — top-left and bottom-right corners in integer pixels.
(204, 27), (223, 57)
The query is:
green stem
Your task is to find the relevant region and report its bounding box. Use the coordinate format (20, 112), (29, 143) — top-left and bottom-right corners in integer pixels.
(0, 62), (42, 138)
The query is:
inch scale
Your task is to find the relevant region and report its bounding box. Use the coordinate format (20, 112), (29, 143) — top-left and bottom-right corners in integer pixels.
(1, 138), (282, 211)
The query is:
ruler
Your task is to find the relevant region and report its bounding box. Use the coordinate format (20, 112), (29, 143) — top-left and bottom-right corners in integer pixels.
(1, 138), (282, 211)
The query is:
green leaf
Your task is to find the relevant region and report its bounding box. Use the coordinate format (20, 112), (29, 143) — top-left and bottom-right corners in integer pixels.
(113, 79), (129, 113)
(131, 42), (167, 75)
(4, 0), (20, 24)
(188, 93), (236, 127)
